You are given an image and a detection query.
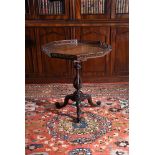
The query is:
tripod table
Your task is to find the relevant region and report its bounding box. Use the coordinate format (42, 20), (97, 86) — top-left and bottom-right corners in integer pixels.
(42, 39), (112, 123)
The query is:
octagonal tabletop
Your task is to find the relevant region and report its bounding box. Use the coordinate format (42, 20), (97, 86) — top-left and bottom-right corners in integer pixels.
(42, 39), (112, 61)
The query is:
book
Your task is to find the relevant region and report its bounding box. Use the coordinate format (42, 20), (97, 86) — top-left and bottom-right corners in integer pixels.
(94, 0), (99, 14)
(88, 0), (91, 14)
(91, 0), (94, 14)
(81, 0), (84, 14)
(98, 0), (102, 14)
(125, 0), (129, 13)
(45, 0), (48, 14)
(102, 0), (105, 14)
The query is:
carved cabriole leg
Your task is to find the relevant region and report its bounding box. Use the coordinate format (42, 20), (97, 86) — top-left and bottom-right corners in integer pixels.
(55, 94), (74, 109)
(82, 94), (101, 107)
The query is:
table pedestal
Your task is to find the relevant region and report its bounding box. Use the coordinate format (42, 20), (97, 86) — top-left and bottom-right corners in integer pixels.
(55, 60), (101, 123)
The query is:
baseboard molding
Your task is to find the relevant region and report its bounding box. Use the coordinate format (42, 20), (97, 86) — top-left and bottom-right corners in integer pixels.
(25, 76), (129, 84)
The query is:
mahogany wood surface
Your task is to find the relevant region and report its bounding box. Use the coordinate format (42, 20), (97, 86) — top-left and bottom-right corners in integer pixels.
(25, 0), (129, 83)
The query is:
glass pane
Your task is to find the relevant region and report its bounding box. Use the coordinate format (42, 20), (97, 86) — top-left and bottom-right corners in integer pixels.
(81, 0), (105, 14)
(116, 0), (129, 14)
(38, 0), (65, 15)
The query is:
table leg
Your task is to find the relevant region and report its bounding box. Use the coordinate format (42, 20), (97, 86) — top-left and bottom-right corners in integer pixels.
(55, 60), (101, 123)
(82, 94), (101, 106)
(55, 94), (74, 109)
(76, 101), (80, 123)
(73, 61), (82, 123)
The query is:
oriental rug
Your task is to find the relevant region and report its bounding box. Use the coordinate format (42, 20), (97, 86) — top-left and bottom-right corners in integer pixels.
(25, 83), (129, 155)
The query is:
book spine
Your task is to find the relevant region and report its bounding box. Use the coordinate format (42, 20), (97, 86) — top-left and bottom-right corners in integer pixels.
(118, 0), (121, 13)
(93, 0), (95, 14)
(94, 0), (98, 14)
(99, 0), (102, 14)
(86, 0), (88, 14)
(57, 1), (59, 14)
(122, 0), (124, 13)
(115, 0), (117, 13)
(56, 1), (58, 14)
(61, 0), (64, 14)
(51, 2), (53, 14)
(81, 0), (84, 14)
(84, 0), (86, 14)
(126, 0), (129, 13)
(90, 0), (92, 14)
(117, 0), (119, 13)
(88, 0), (91, 14)
(40, 0), (43, 14)
(58, 1), (60, 14)
(121, 0), (124, 13)
(102, 0), (105, 14)
(38, 0), (41, 14)
(42, 0), (45, 14)
(53, 1), (55, 14)
(121, 0), (123, 13)
(119, 0), (121, 13)
(57, 1), (60, 14)
(96, 0), (99, 14)
(90, 0), (93, 14)
(47, 0), (50, 14)
(55, 1), (57, 14)
(45, 0), (48, 14)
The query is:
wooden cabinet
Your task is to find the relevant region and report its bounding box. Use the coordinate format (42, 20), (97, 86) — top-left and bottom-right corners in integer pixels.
(25, 0), (129, 83)
(25, 28), (38, 77)
(111, 27), (129, 76)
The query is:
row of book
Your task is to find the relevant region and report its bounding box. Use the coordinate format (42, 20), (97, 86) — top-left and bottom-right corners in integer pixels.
(38, 0), (64, 15)
(81, 0), (105, 14)
(116, 0), (129, 14)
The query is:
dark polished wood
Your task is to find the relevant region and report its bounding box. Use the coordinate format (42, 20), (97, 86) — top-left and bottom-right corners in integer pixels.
(42, 40), (112, 122)
(25, 20), (129, 27)
(42, 39), (112, 61)
(25, 0), (129, 83)
(25, 28), (38, 75)
(111, 27), (129, 76)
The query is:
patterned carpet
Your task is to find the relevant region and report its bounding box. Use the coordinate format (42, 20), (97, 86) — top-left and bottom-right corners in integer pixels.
(25, 83), (129, 155)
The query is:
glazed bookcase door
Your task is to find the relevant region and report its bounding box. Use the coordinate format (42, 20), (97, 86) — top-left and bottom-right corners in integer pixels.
(75, 0), (111, 20)
(111, 0), (129, 19)
(35, 0), (69, 20)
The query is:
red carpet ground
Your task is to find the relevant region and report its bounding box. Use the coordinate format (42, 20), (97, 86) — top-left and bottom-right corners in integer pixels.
(25, 83), (129, 155)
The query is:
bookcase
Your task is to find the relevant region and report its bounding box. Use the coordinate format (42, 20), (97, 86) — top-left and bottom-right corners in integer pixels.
(25, 0), (129, 83)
